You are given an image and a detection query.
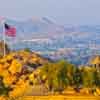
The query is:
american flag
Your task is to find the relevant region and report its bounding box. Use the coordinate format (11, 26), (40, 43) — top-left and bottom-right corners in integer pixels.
(4, 23), (16, 37)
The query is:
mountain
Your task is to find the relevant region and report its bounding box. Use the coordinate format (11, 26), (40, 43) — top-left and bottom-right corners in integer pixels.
(0, 17), (100, 66)
(1, 17), (100, 40)
(0, 17), (65, 40)
(0, 17), (100, 37)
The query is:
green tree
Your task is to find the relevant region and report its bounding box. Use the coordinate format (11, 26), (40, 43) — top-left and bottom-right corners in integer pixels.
(73, 68), (82, 92)
(81, 67), (95, 88)
(40, 60), (76, 93)
(94, 69), (100, 87)
(65, 61), (77, 85)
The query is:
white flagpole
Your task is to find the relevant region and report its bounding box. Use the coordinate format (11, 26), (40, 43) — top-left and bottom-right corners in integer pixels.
(0, 17), (6, 57)
(3, 23), (6, 56)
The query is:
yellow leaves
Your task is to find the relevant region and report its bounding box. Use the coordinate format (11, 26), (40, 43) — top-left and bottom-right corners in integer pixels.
(35, 68), (41, 75)
(84, 67), (92, 72)
(5, 55), (13, 61)
(8, 59), (22, 74)
(42, 75), (46, 80)
(0, 58), (6, 64)
(16, 79), (29, 89)
(9, 87), (24, 98)
(63, 89), (76, 95)
(96, 88), (100, 95)
(0, 63), (9, 74)
(85, 90), (90, 95)
(0, 64), (4, 73)
(0, 50), (46, 99)
(80, 88), (90, 94)
(16, 79), (25, 86)
(90, 56), (100, 65)
(20, 75), (26, 80)
(0, 96), (7, 100)
(93, 92), (98, 96)
(30, 58), (38, 63)
(9, 79), (29, 98)
(3, 74), (16, 86)
(3, 62), (10, 69)
(0, 70), (9, 78)
(9, 85), (30, 98)
(29, 73), (34, 81)
(23, 58), (27, 63)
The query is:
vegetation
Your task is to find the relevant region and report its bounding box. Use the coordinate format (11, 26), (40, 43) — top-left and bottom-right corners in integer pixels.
(0, 50), (99, 99)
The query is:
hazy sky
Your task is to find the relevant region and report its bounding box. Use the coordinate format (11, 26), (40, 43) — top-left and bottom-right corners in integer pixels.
(0, 0), (100, 25)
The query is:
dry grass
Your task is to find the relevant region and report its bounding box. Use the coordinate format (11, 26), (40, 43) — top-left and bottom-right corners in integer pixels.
(17, 95), (100, 100)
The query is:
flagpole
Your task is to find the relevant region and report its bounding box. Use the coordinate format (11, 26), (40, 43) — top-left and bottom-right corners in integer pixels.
(3, 23), (6, 57)
(2, 22), (16, 56)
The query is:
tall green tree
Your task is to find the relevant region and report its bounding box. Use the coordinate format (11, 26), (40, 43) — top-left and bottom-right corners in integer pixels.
(73, 68), (82, 91)
(81, 67), (95, 88)
(40, 60), (77, 92)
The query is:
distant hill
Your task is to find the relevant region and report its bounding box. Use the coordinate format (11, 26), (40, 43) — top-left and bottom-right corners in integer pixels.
(0, 17), (66, 40)
(0, 17), (100, 66)
(0, 17), (100, 40)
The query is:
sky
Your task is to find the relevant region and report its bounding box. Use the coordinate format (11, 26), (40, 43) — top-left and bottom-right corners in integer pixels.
(0, 0), (100, 25)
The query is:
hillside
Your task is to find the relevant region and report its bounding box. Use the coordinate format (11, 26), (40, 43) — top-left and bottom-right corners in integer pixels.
(0, 50), (100, 100)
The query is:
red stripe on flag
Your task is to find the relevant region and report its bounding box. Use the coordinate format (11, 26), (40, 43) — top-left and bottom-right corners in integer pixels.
(5, 27), (16, 37)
